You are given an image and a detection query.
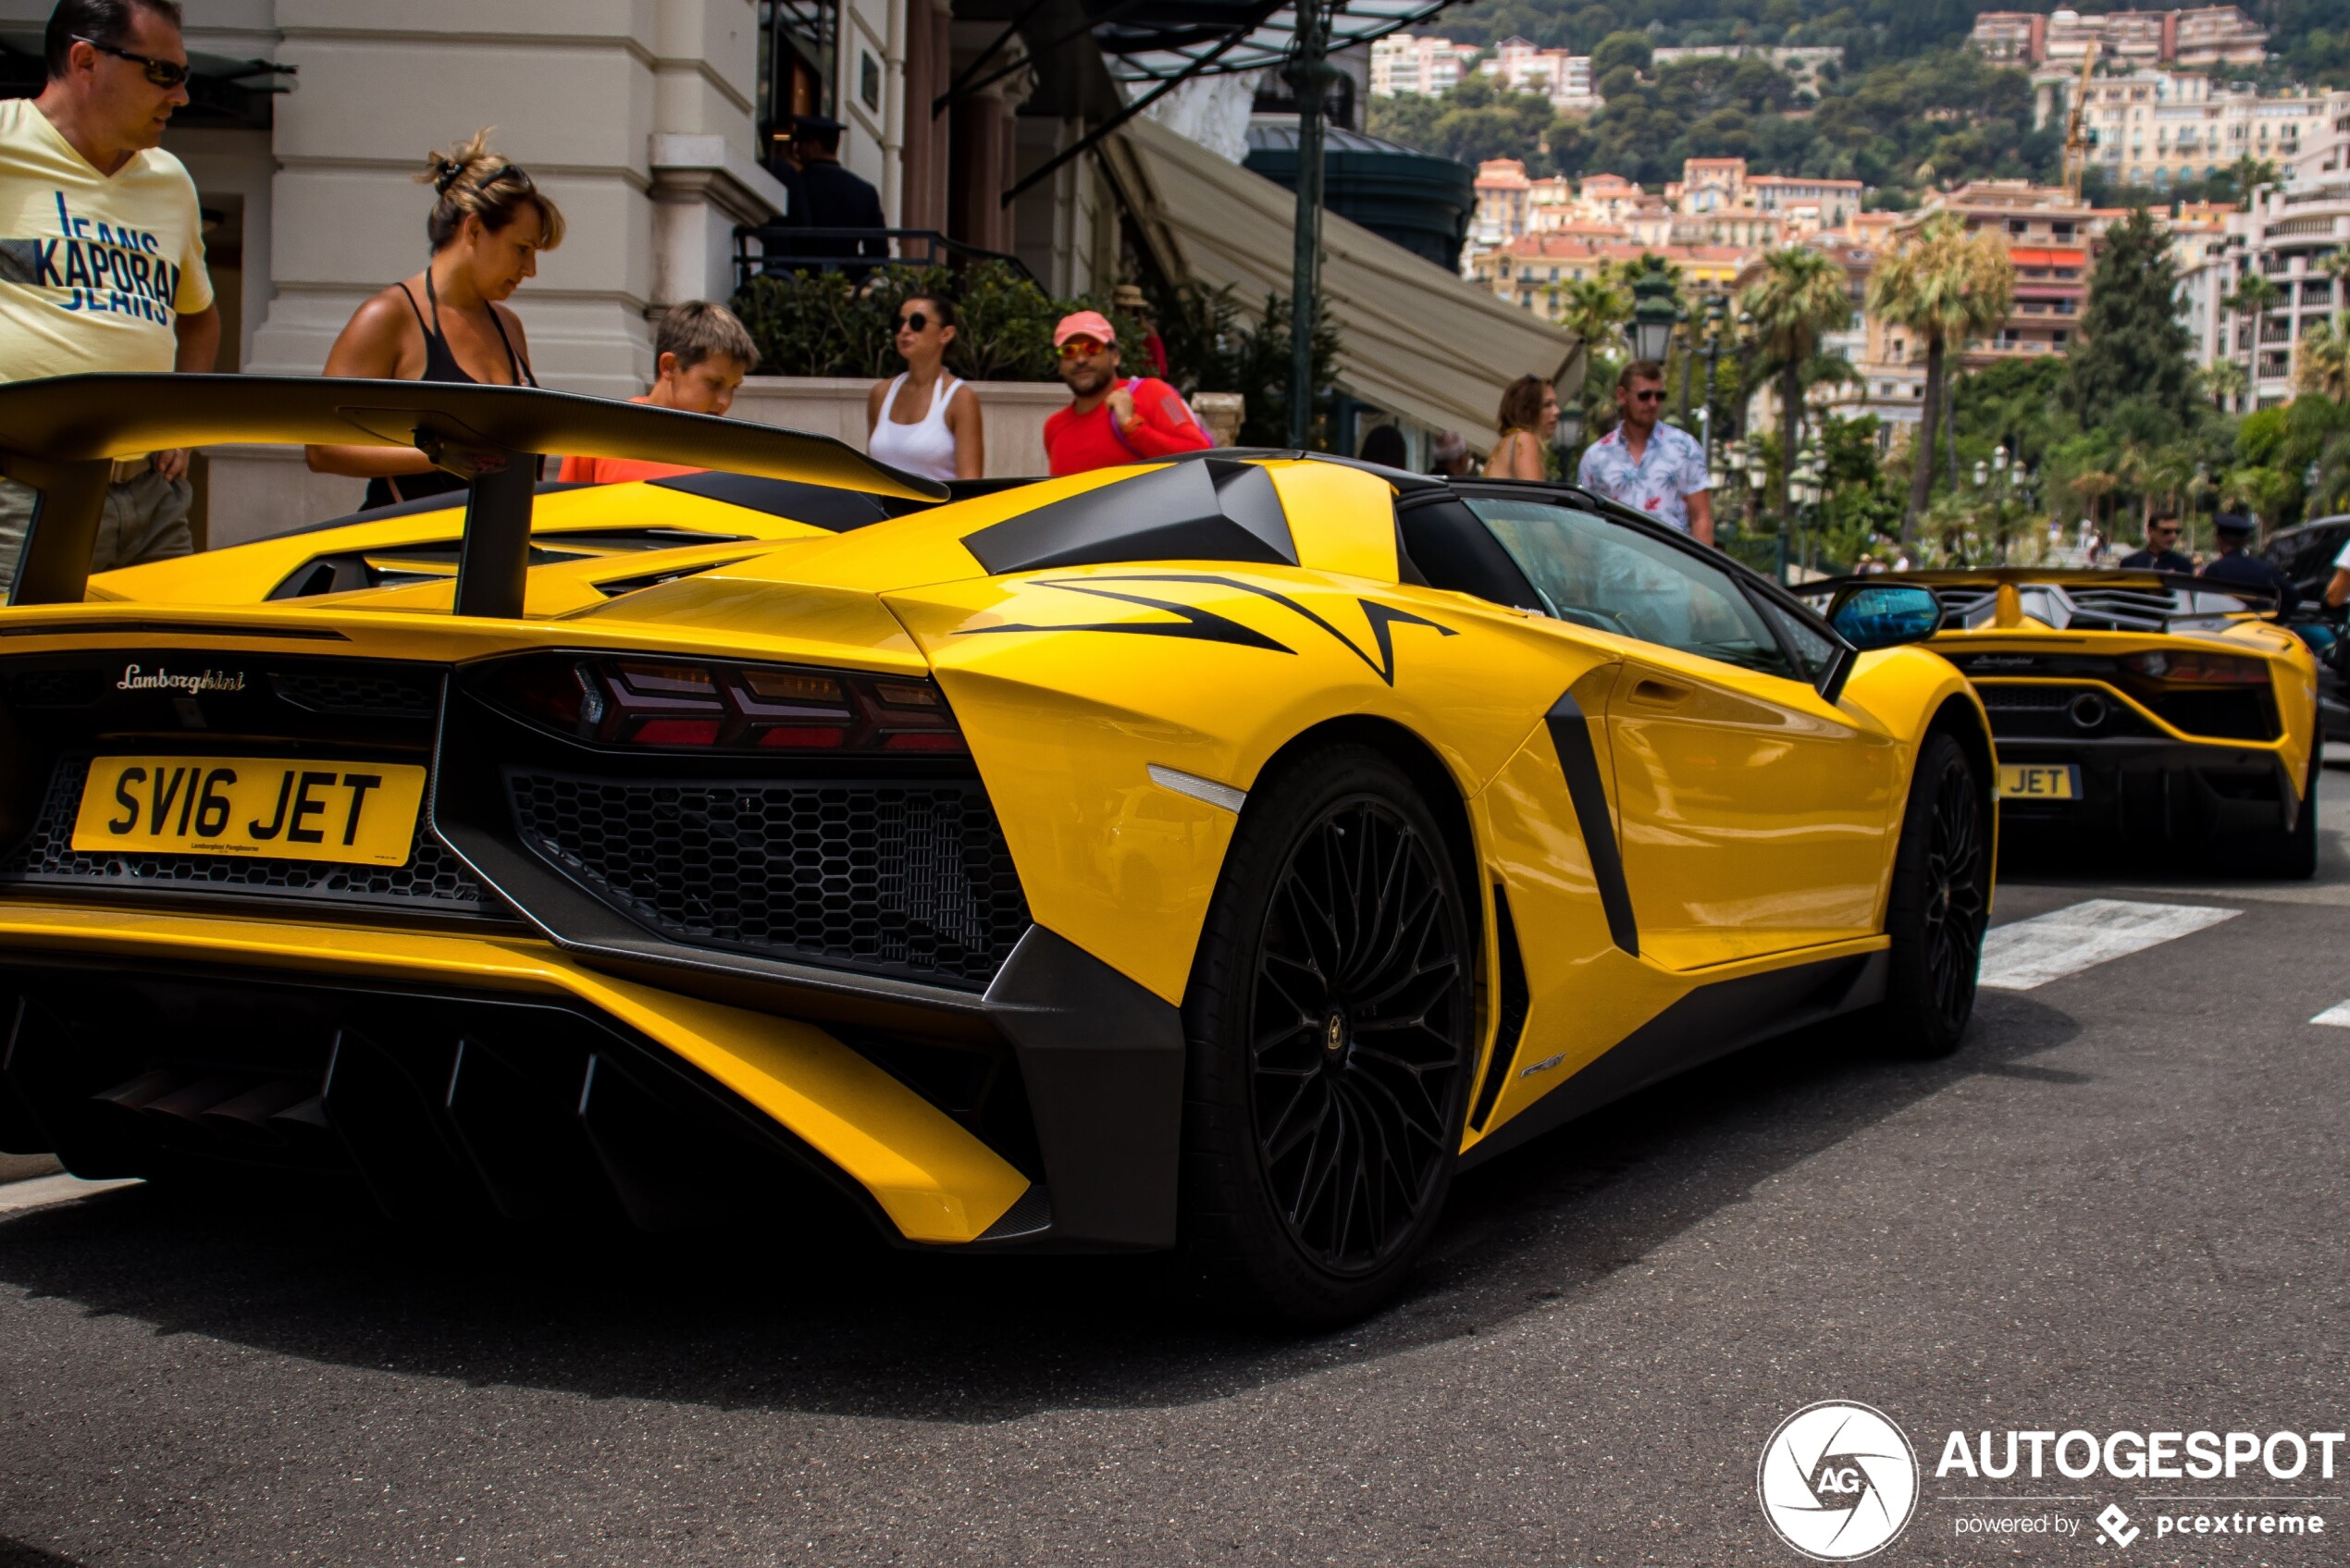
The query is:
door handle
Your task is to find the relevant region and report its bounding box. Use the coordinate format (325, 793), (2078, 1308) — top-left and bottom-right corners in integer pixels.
(1629, 678), (1691, 708)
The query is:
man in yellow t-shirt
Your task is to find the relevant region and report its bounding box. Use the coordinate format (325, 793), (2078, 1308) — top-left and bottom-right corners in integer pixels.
(0, 0), (219, 597)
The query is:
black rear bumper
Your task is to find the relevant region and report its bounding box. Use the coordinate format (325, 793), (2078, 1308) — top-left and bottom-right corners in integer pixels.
(1995, 737), (2299, 841)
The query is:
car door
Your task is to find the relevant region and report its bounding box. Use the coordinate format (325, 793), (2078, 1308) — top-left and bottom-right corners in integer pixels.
(1460, 493), (1903, 970)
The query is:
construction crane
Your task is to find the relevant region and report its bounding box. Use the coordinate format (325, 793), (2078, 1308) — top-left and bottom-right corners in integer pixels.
(2061, 43), (2100, 200)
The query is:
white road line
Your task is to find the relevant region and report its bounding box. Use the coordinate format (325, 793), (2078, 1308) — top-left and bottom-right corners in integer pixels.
(1979, 898), (2242, 992)
(2311, 1002), (2350, 1027)
(0, 1172), (140, 1216)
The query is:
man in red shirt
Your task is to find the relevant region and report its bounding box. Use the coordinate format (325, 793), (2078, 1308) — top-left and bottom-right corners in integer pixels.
(1041, 309), (1212, 476)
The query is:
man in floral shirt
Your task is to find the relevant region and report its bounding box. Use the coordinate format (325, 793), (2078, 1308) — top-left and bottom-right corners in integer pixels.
(1575, 361), (1713, 545)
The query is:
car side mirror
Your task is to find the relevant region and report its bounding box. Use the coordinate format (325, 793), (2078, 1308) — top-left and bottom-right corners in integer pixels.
(1831, 585), (1942, 650)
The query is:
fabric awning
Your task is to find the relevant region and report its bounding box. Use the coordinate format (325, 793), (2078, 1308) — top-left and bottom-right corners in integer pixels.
(1106, 113), (1581, 451)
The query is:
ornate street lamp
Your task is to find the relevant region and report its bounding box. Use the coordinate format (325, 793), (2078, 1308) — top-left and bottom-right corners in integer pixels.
(1629, 270), (1678, 364)
(1553, 394), (1585, 463)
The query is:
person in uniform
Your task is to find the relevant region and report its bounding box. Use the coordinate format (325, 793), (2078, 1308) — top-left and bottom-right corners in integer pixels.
(2200, 511), (2297, 611)
(790, 114), (884, 266)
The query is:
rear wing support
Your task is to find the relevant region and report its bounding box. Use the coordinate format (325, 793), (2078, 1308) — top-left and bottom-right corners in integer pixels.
(0, 374), (948, 616)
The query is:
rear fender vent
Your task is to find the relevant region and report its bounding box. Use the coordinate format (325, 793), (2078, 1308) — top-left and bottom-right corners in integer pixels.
(504, 771), (1032, 989)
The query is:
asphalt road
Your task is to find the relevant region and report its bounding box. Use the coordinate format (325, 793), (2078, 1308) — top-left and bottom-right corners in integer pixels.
(4, 790), (2349, 1567)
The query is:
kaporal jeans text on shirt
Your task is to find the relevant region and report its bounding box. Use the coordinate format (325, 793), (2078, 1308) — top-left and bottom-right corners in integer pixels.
(0, 193), (186, 325)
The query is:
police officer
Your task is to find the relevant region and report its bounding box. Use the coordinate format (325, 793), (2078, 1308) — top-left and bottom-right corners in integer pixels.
(2201, 510), (2298, 612)
(791, 114), (884, 266)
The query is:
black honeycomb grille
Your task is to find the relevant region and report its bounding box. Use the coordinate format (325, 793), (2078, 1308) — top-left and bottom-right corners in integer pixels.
(272, 668), (440, 718)
(506, 771), (1031, 988)
(0, 756), (493, 913)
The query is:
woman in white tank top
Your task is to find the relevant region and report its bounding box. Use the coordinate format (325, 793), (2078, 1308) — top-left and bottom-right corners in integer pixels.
(867, 292), (984, 482)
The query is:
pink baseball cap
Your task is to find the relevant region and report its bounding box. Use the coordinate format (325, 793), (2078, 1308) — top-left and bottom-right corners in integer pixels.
(1053, 309), (1116, 348)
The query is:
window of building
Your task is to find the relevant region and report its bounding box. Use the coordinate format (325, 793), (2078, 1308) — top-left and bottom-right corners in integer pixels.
(759, 0), (836, 167)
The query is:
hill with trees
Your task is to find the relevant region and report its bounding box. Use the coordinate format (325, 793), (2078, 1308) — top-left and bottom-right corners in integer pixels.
(1371, 0), (2350, 204)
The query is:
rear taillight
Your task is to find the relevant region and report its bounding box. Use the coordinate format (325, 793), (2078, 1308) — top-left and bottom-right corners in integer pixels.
(2121, 650), (2270, 685)
(483, 654), (966, 753)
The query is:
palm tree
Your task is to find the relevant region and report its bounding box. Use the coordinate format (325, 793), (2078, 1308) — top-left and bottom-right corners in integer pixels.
(2295, 313), (2350, 401)
(1551, 277), (1629, 347)
(2319, 245), (2350, 296)
(2202, 357), (2249, 409)
(2224, 272), (2284, 399)
(1866, 212), (2016, 542)
(1739, 247), (1853, 519)
(2225, 154), (2281, 205)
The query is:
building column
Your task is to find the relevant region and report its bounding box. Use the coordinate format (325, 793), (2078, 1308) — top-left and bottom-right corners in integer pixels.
(898, 0), (954, 233)
(947, 23), (1031, 256)
(243, 0), (767, 397)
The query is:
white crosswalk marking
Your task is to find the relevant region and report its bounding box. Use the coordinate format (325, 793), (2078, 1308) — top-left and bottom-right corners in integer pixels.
(0, 1173), (139, 1216)
(2310, 1002), (2350, 1028)
(1978, 898), (2242, 992)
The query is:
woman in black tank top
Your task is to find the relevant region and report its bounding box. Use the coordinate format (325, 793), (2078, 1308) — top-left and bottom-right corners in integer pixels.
(307, 130), (566, 507)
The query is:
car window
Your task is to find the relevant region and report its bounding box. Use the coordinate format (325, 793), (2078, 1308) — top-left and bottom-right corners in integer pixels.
(1752, 594), (1837, 682)
(1464, 497), (1798, 678)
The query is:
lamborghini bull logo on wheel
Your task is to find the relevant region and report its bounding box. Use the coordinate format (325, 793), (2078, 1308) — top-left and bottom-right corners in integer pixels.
(1758, 1401), (1920, 1561)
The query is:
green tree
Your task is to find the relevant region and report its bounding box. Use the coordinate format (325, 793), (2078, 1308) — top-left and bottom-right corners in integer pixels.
(1866, 212), (2015, 540)
(1740, 246), (1854, 518)
(1551, 276), (1630, 347)
(2296, 314), (2350, 401)
(1590, 30), (1652, 76)
(2063, 208), (2195, 428)
(2223, 272), (2285, 396)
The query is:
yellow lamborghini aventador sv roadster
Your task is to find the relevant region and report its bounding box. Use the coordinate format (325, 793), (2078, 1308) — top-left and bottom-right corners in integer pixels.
(0, 376), (1995, 1323)
(1799, 568), (2321, 880)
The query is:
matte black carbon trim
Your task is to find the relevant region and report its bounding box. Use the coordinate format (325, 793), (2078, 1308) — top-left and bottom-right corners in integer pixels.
(1544, 691), (1638, 957)
(648, 470), (903, 529)
(959, 578), (1294, 653)
(961, 459), (1297, 574)
(1466, 883), (1530, 1132)
(274, 479), (593, 537)
(981, 926), (1185, 1250)
(962, 572), (1453, 687)
(1463, 950), (1888, 1170)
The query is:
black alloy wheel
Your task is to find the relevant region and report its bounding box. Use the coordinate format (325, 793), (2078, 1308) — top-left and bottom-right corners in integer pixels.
(1877, 732), (1990, 1059)
(1248, 796), (1470, 1275)
(1179, 744), (1477, 1324)
(1920, 749), (1990, 1036)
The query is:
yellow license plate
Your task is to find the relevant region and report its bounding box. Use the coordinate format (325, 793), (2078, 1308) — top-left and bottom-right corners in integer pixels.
(71, 757), (427, 865)
(1998, 762), (2080, 801)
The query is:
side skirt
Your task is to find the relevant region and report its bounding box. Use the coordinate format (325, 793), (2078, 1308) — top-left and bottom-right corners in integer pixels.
(1460, 948), (1887, 1170)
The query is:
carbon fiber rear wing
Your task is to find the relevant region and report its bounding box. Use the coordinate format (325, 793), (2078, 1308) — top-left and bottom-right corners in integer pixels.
(0, 373), (948, 616)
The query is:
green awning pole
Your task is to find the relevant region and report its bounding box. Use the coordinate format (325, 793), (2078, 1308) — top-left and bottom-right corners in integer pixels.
(1285, 0), (1331, 450)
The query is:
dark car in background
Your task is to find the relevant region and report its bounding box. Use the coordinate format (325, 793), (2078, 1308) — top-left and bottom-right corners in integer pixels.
(2261, 517), (2350, 740)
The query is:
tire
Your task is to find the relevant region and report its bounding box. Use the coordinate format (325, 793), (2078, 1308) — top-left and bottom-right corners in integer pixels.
(1177, 744), (1478, 1327)
(1874, 731), (1991, 1060)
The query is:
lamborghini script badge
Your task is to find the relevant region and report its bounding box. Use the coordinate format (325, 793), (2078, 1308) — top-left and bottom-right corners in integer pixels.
(117, 663), (246, 695)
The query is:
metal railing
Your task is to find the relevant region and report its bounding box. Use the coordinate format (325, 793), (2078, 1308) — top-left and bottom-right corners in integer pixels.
(733, 227), (1038, 290)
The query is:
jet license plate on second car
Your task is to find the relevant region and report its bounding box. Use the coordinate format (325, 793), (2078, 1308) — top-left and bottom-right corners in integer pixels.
(1997, 762), (2081, 801)
(70, 758), (428, 866)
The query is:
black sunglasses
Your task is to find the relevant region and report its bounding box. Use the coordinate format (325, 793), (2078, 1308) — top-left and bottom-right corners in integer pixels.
(1629, 389), (1666, 402)
(897, 311), (930, 332)
(72, 34), (189, 88)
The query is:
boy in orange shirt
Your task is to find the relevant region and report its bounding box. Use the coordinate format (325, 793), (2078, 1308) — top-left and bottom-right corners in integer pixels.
(558, 301), (760, 484)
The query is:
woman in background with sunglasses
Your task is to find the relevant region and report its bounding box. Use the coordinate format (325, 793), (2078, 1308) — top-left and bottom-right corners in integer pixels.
(1488, 374), (1559, 481)
(866, 292), (983, 482)
(305, 129), (565, 508)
